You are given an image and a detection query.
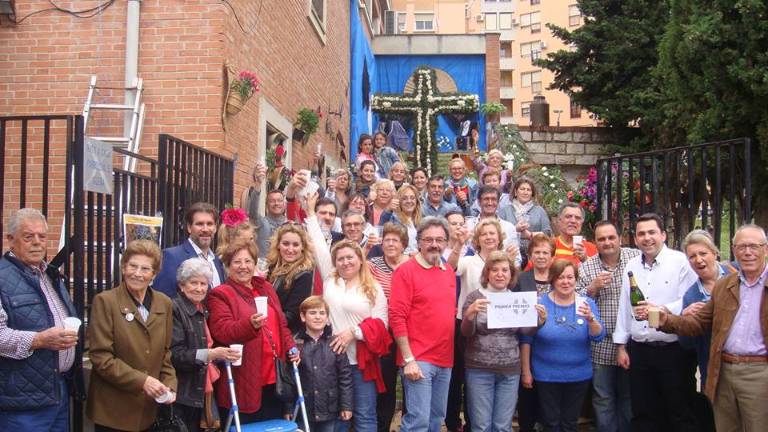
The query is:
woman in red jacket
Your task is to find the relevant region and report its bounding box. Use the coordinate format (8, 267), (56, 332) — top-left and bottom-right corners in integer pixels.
(207, 240), (299, 424)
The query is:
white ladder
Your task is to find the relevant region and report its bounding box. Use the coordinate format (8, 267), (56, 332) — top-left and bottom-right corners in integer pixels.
(82, 75), (146, 172)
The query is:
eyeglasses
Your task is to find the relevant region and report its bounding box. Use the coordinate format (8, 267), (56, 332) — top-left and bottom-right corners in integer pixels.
(734, 243), (767, 253)
(343, 222), (364, 228)
(419, 237), (447, 244)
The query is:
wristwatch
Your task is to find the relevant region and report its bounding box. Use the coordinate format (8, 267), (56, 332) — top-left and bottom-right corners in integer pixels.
(403, 356), (415, 364)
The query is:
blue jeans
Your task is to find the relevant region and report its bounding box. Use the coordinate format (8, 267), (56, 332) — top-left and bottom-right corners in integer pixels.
(592, 364), (632, 432)
(0, 378), (69, 431)
(400, 361), (452, 432)
(465, 368), (519, 432)
(336, 368), (377, 432)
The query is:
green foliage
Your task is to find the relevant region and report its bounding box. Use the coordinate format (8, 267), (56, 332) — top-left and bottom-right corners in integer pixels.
(296, 108), (320, 136)
(480, 102), (506, 115)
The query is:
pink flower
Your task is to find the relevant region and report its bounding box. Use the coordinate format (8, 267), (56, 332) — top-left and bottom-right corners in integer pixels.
(221, 208), (248, 227)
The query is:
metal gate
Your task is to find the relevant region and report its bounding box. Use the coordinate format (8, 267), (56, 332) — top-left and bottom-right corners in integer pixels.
(596, 138), (752, 257)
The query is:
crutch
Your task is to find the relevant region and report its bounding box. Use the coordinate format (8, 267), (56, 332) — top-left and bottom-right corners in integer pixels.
(223, 360), (242, 432)
(289, 350), (310, 432)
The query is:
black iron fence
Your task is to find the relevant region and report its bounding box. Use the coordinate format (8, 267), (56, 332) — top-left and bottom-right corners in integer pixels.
(596, 138), (752, 257)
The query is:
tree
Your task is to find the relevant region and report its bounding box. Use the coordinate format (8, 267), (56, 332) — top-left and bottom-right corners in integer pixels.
(536, 0), (670, 140)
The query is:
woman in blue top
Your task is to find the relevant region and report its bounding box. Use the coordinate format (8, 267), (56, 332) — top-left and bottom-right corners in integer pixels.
(521, 259), (605, 432)
(680, 229), (737, 389)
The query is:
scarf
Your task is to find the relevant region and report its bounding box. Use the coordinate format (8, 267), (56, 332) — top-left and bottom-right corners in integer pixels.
(511, 199), (535, 220)
(196, 303), (220, 394)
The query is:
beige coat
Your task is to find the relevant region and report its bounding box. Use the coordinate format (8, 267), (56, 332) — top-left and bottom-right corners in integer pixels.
(663, 272), (768, 400)
(86, 284), (177, 431)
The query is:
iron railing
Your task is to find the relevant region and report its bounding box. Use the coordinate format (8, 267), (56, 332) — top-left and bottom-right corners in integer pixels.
(596, 138), (752, 257)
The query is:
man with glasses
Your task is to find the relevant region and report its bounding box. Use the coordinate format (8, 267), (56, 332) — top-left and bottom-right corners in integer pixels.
(423, 176), (462, 218)
(658, 224), (768, 432)
(613, 213), (699, 431)
(390, 217), (457, 432)
(466, 185), (520, 263)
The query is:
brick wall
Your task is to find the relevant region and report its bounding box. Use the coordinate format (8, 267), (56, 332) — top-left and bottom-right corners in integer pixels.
(484, 33), (500, 103)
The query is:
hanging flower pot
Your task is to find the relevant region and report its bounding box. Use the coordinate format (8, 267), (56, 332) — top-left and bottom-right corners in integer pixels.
(226, 91), (245, 115)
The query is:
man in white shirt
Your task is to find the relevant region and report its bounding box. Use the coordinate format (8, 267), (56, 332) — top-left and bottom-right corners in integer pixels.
(613, 213), (699, 432)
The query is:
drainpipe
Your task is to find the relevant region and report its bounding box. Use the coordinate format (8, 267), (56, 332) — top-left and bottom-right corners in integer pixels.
(124, 0), (141, 136)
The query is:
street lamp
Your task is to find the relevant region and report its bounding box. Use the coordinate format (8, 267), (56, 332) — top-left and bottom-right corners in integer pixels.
(553, 109), (563, 127)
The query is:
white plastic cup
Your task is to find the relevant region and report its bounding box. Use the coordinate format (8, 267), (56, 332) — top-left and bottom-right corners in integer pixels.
(63, 317), (82, 332)
(254, 296), (268, 317)
(576, 296), (589, 316)
(230, 344), (244, 366)
(573, 235), (584, 246)
(155, 390), (173, 403)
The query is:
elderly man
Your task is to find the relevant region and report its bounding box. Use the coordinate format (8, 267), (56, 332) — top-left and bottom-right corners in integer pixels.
(0, 208), (81, 430)
(390, 217), (457, 432)
(577, 221), (640, 432)
(658, 224), (768, 432)
(152, 202), (226, 297)
(553, 202), (598, 265)
(423, 176), (462, 218)
(613, 213), (699, 432)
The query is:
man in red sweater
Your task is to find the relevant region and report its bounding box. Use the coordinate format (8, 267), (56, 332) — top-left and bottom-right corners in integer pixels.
(390, 217), (457, 432)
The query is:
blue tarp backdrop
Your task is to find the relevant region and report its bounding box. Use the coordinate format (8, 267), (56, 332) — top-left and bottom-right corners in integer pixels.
(349, 1), (378, 165)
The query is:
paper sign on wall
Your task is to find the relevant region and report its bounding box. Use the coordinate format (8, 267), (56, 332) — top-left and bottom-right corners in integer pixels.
(84, 138), (113, 194)
(486, 291), (538, 329)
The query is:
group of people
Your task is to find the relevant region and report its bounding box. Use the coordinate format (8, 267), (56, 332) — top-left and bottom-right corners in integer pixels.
(0, 141), (766, 432)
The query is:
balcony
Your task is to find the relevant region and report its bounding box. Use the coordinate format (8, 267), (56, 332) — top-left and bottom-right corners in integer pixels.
(500, 86), (516, 99)
(499, 29), (515, 42)
(499, 57), (515, 70)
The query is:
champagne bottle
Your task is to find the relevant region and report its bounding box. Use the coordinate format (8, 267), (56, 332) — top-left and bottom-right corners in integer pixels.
(628, 271), (645, 307)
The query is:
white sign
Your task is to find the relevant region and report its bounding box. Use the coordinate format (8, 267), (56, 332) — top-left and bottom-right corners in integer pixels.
(486, 291), (538, 329)
(84, 138), (113, 194)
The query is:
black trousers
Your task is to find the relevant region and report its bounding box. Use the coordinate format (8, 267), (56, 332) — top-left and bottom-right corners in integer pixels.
(628, 341), (699, 432)
(445, 319), (470, 431)
(377, 341), (400, 432)
(517, 383), (539, 432)
(536, 380), (591, 432)
(218, 384), (284, 426)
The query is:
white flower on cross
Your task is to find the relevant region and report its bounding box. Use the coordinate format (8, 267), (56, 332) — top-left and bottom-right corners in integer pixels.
(382, 102), (391, 108)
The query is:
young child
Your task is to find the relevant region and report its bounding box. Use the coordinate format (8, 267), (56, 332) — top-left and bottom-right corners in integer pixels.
(295, 296), (353, 432)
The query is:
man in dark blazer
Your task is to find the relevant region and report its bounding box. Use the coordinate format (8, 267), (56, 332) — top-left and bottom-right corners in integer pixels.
(152, 202), (226, 297)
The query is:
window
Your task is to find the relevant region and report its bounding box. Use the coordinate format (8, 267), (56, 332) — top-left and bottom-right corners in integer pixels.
(569, 5), (582, 27)
(397, 12), (406, 32)
(499, 13), (513, 29)
(521, 71), (542, 90)
(520, 41), (540, 58)
(570, 99), (582, 118)
(531, 0), (540, 4)
(520, 11), (541, 33)
(501, 71), (514, 87)
(415, 13), (434, 31)
(308, 0), (327, 42)
(522, 101), (532, 118)
(485, 13), (498, 31)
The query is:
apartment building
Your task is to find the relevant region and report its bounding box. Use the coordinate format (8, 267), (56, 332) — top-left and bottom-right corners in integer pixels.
(386, 0), (597, 126)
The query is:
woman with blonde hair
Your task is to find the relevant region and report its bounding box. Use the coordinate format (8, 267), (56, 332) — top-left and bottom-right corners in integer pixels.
(327, 168), (354, 211)
(307, 197), (389, 432)
(366, 179), (397, 226)
(388, 161), (409, 190)
(266, 223), (317, 333)
(380, 183), (422, 254)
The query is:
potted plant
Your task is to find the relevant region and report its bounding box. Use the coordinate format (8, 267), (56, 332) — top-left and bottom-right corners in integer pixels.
(293, 108), (321, 144)
(480, 102), (506, 125)
(226, 70), (261, 115)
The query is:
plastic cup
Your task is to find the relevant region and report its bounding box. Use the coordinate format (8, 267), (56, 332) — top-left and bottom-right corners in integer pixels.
(648, 307), (661, 328)
(254, 296), (268, 317)
(155, 390), (173, 403)
(63, 317), (82, 332)
(230, 344), (244, 366)
(576, 296), (589, 316)
(573, 235), (584, 246)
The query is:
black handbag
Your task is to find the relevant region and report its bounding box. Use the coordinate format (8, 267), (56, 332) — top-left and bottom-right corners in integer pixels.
(149, 405), (190, 432)
(265, 327), (297, 403)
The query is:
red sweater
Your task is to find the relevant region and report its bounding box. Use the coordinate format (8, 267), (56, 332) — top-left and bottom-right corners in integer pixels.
(207, 277), (296, 414)
(389, 257), (456, 368)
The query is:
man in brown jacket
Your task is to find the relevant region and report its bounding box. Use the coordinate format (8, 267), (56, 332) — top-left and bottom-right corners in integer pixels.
(658, 224), (768, 432)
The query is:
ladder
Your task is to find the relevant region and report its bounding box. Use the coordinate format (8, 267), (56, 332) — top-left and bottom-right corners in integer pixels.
(82, 75), (146, 172)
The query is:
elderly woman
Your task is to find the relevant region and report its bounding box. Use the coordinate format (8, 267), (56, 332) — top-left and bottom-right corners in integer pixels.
(380, 184), (422, 255)
(680, 230), (736, 388)
(462, 251), (546, 432)
(501, 177), (552, 267)
(366, 179), (397, 226)
(87, 240), (176, 432)
(171, 258), (241, 432)
(474, 149), (511, 187)
(388, 161), (409, 190)
(207, 240), (299, 424)
(306, 202), (389, 432)
(521, 259), (604, 432)
(266, 223), (317, 333)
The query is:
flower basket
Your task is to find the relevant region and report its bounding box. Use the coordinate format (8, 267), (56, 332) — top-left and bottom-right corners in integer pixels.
(226, 91), (245, 115)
